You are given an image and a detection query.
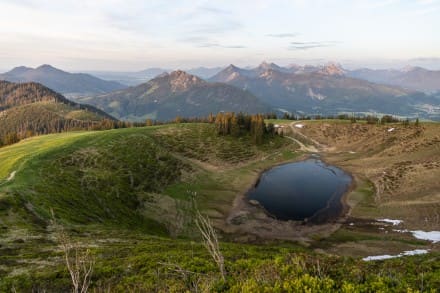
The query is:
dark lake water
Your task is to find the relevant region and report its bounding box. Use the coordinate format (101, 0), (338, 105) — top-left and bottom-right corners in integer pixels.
(247, 159), (352, 222)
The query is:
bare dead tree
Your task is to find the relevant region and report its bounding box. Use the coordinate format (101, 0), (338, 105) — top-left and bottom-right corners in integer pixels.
(51, 210), (95, 293)
(195, 211), (226, 281)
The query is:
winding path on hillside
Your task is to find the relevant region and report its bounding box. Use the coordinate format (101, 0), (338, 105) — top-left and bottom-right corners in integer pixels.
(284, 122), (324, 153)
(6, 171), (16, 182)
(0, 171), (16, 186)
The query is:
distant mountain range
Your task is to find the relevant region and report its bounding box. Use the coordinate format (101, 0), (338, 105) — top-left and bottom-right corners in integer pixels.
(2, 62), (440, 121)
(78, 70), (269, 121)
(0, 65), (126, 97)
(209, 62), (440, 119)
(0, 80), (113, 139)
(347, 66), (440, 93)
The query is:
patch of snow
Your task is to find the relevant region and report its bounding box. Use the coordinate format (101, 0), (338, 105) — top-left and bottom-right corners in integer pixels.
(402, 249), (429, 256)
(393, 229), (440, 243)
(363, 254), (396, 261)
(363, 249), (429, 261)
(388, 128), (395, 132)
(348, 151), (356, 154)
(294, 124), (304, 129)
(349, 223), (354, 226)
(377, 218), (403, 226)
(411, 231), (440, 243)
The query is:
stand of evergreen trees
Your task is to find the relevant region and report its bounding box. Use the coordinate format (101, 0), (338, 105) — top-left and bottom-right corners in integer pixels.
(213, 112), (277, 144)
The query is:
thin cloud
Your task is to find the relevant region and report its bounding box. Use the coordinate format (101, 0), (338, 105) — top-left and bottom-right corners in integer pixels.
(198, 43), (246, 49)
(178, 36), (245, 48)
(178, 36), (210, 43)
(198, 6), (232, 15)
(266, 33), (299, 38)
(288, 41), (341, 50)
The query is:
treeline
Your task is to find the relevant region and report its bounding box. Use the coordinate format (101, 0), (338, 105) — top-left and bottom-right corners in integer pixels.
(280, 112), (420, 126)
(145, 112), (280, 144)
(0, 107), (421, 149)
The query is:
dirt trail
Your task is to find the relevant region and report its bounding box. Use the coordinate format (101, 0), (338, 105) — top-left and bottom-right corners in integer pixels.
(0, 170), (16, 187)
(284, 136), (318, 152)
(6, 171), (16, 181)
(285, 122), (323, 153)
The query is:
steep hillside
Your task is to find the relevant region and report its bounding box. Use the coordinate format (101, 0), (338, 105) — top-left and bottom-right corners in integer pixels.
(80, 70), (269, 121)
(211, 64), (440, 119)
(0, 81), (114, 140)
(0, 65), (126, 95)
(348, 66), (440, 93)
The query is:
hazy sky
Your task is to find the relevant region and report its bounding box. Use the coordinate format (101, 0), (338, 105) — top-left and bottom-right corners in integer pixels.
(0, 0), (439, 71)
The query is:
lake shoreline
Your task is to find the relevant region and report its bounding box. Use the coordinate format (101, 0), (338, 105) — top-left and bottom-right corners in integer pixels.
(223, 154), (355, 243)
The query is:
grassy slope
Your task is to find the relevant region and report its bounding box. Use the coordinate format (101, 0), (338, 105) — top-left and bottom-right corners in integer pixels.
(0, 131), (96, 182)
(0, 123), (439, 291)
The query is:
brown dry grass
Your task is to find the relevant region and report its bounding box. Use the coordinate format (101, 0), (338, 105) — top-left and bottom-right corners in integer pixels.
(295, 121), (440, 231)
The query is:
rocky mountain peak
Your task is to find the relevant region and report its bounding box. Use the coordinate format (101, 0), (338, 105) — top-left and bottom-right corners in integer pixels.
(319, 63), (345, 76)
(225, 64), (240, 72)
(257, 61), (283, 71)
(167, 70), (204, 91)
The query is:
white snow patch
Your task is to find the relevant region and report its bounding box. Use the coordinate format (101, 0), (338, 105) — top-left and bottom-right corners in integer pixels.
(377, 218), (403, 226)
(6, 171), (16, 182)
(294, 124), (304, 128)
(363, 254), (395, 261)
(349, 222), (354, 226)
(393, 229), (440, 243)
(411, 231), (440, 243)
(388, 128), (395, 132)
(402, 249), (429, 256)
(363, 249), (429, 261)
(348, 151), (356, 154)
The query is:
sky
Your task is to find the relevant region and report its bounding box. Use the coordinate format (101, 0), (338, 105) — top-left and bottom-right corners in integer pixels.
(0, 0), (439, 71)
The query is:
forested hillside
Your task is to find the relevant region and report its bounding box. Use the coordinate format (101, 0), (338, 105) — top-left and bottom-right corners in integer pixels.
(0, 81), (114, 146)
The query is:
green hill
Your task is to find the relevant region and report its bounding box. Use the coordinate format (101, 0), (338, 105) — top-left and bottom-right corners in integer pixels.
(0, 123), (292, 229)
